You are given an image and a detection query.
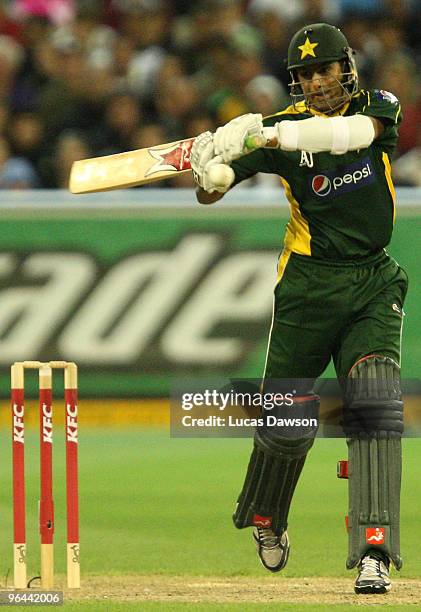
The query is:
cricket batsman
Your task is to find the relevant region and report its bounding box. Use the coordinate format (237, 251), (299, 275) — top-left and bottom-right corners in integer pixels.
(190, 23), (407, 594)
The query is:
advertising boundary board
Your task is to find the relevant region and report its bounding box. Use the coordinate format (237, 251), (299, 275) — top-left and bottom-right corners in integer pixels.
(0, 188), (420, 398)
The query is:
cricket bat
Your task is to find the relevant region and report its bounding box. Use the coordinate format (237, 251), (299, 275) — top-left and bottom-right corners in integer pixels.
(69, 128), (278, 194)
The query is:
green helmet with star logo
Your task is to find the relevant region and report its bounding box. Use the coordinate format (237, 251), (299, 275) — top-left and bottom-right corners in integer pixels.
(287, 23), (352, 70)
(286, 23), (358, 112)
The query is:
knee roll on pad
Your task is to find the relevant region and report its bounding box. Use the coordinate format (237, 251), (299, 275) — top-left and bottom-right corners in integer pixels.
(344, 356), (403, 570)
(233, 395), (319, 535)
(343, 355), (403, 435)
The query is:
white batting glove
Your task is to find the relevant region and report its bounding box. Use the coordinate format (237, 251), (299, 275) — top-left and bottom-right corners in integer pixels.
(190, 131), (215, 189)
(213, 113), (264, 163)
(202, 158), (235, 193)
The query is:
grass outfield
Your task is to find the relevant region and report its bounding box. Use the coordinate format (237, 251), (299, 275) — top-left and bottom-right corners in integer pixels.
(0, 429), (420, 609)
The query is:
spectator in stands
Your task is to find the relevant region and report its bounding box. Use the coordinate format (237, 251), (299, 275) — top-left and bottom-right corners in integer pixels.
(12, 0), (75, 26)
(393, 124), (421, 187)
(131, 122), (167, 150)
(154, 74), (198, 140)
(0, 134), (39, 188)
(0, 1), (23, 42)
(379, 57), (421, 156)
(8, 111), (46, 172)
(245, 75), (289, 116)
(249, 9), (291, 90)
(41, 129), (90, 188)
(0, 0), (416, 189)
(91, 91), (143, 155)
(37, 29), (90, 135)
(0, 34), (24, 102)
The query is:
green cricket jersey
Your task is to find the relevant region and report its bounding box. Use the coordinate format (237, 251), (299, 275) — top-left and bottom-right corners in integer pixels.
(231, 89), (402, 262)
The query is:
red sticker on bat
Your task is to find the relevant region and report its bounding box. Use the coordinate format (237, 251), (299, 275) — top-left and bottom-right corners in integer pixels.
(145, 140), (193, 177)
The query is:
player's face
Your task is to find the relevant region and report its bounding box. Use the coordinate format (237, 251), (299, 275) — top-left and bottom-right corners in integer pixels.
(296, 61), (346, 113)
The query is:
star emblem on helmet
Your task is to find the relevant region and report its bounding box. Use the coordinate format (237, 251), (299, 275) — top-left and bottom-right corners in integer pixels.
(298, 37), (319, 60)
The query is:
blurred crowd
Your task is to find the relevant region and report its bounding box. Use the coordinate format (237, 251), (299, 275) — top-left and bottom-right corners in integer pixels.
(0, 0), (419, 189)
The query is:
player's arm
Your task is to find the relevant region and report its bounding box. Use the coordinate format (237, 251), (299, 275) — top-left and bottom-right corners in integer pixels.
(268, 91), (400, 154)
(192, 115), (384, 185)
(371, 117), (384, 138)
(196, 186), (225, 205)
(270, 114), (381, 154)
(192, 109), (387, 197)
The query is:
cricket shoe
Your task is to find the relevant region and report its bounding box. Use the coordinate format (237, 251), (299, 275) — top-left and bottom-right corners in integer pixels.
(355, 550), (391, 594)
(253, 527), (290, 572)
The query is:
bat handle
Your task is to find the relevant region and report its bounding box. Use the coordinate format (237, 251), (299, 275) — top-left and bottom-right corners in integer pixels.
(245, 127), (278, 151)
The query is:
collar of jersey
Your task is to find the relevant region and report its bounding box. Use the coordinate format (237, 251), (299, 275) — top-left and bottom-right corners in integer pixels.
(268, 97), (356, 121)
(306, 101), (350, 117)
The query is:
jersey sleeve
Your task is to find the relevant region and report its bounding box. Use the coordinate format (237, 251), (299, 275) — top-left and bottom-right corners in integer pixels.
(359, 89), (402, 153)
(231, 144), (284, 185)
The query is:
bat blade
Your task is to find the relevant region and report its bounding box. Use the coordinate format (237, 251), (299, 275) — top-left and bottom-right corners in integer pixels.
(69, 138), (194, 194)
(68, 127), (278, 194)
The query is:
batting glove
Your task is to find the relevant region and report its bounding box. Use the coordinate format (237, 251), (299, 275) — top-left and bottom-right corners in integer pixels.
(202, 158), (235, 193)
(190, 131), (215, 189)
(213, 113), (264, 163)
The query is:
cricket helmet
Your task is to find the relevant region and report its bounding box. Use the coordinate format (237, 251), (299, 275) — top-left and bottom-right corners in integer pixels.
(287, 23), (358, 112)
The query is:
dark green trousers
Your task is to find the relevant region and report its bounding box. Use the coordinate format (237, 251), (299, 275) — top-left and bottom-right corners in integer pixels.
(264, 250), (408, 380)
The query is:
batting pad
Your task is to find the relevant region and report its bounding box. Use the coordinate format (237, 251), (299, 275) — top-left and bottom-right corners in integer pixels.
(347, 434), (402, 569)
